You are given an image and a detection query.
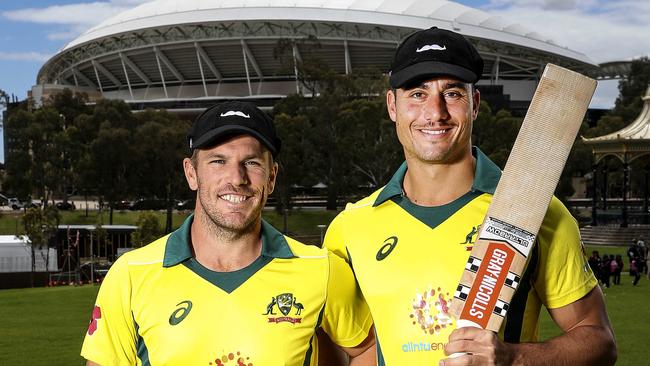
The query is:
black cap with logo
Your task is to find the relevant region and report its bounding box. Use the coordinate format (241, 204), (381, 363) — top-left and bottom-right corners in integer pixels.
(188, 101), (281, 157)
(389, 27), (484, 88)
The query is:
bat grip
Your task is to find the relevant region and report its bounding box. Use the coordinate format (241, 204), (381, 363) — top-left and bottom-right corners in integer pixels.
(449, 319), (483, 358)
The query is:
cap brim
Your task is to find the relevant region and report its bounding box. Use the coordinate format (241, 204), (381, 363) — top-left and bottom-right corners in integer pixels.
(389, 61), (477, 88)
(191, 125), (278, 156)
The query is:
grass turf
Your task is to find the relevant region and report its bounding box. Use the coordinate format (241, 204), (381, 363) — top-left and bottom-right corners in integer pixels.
(1, 278), (647, 365)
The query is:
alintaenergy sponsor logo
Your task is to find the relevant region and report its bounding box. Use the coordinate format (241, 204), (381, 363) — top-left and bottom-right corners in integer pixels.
(401, 341), (446, 353)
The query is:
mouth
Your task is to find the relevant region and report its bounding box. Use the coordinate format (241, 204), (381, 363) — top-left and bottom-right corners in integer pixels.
(219, 193), (249, 204)
(418, 126), (453, 137)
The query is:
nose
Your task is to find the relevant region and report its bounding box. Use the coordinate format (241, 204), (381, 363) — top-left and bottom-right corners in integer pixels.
(422, 93), (449, 122)
(223, 161), (249, 186)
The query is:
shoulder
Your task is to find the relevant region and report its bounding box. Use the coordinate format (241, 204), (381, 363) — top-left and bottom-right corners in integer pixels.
(112, 234), (169, 268)
(330, 188), (384, 225)
(284, 236), (328, 259)
(541, 196), (578, 230)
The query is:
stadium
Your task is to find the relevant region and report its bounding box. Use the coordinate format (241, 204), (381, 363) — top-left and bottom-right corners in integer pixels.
(32, 0), (613, 114)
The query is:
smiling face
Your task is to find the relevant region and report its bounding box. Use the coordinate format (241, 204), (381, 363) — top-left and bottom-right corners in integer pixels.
(183, 135), (278, 236)
(387, 77), (480, 165)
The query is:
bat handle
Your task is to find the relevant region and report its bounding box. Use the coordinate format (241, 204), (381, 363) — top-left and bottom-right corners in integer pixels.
(449, 319), (483, 358)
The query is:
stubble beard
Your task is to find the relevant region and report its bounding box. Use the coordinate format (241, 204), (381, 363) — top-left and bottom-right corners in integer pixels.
(197, 186), (267, 242)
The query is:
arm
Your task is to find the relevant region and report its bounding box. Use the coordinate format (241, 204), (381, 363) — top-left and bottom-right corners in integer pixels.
(442, 286), (616, 365)
(317, 326), (376, 366)
(80, 257), (137, 365)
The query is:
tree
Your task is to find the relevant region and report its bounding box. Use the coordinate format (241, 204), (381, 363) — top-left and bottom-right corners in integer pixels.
(132, 109), (190, 232)
(274, 61), (389, 210)
(338, 97), (402, 188)
(22, 206), (60, 286)
(131, 212), (163, 247)
(612, 57), (650, 123)
(79, 99), (138, 224)
(472, 103), (522, 169)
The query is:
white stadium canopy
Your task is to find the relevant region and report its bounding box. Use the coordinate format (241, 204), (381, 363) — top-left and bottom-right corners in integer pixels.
(34, 0), (602, 108)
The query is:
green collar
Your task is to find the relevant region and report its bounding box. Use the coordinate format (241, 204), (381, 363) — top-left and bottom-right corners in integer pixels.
(373, 146), (502, 207)
(163, 214), (294, 267)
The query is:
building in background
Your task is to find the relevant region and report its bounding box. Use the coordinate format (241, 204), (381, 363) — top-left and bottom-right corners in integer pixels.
(32, 0), (618, 115)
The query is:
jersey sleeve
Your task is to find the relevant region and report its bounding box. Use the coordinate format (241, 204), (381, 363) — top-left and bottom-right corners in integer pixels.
(534, 198), (598, 309)
(81, 256), (137, 365)
(323, 211), (350, 263)
(320, 251), (373, 348)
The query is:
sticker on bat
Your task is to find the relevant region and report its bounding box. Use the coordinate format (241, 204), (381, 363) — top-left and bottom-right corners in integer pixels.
(480, 217), (535, 258)
(459, 242), (515, 329)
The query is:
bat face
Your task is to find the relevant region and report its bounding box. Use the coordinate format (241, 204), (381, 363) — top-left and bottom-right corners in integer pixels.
(449, 63), (597, 332)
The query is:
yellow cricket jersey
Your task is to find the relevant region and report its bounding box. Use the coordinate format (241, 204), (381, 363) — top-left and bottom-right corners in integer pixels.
(324, 147), (597, 365)
(81, 215), (372, 366)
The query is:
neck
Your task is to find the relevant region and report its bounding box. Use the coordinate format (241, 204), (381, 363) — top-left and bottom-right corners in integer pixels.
(403, 150), (476, 207)
(190, 210), (263, 272)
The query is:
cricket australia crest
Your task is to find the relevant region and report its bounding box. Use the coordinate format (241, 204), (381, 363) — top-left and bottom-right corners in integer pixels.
(264, 292), (304, 324)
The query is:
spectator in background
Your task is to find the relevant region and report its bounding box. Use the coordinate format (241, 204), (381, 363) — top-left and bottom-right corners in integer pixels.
(631, 255), (642, 286)
(637, 236), (647, 275)
(628, 241), (639, 276)
(601, 254), (611, 288)
(589, 250), (602, 284)
(611, 255), (622, 285)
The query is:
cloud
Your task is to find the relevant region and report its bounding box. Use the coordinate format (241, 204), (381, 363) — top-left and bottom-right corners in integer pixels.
(481, 0), (650, 63)
(1, 0), (150, 40)
(0, 51), (51, 62)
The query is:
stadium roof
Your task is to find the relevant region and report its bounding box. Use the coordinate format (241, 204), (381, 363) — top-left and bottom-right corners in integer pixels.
(36, 0), (600, 104)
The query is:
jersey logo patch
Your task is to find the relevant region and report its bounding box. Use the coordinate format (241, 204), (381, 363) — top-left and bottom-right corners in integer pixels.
(169, 300), (193, 326)
(376, 236), (398, 261)
(87, 305), (101, 335)
(264, 293), (303, 324)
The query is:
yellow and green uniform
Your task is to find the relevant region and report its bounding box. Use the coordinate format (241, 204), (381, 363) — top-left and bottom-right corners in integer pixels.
(324, 147), (597, 365)
(81, 215), (372, 366)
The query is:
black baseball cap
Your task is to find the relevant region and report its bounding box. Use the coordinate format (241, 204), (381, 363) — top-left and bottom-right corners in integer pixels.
(188, 101), (281, 157)
(389, 27), (484, 88)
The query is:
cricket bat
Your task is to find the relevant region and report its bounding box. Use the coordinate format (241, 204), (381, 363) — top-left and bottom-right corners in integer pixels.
(449, 64), (597, 331)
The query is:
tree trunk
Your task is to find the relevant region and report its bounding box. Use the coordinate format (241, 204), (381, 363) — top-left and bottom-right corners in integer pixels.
(326, 183), (338, 211)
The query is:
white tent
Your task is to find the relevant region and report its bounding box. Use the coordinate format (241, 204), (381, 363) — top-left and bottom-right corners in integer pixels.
(0, 235), (58, 273)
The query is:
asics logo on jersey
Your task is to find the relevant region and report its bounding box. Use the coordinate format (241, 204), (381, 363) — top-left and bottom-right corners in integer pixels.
(376, 236), (398, 261)
(169, 300), (193, 325)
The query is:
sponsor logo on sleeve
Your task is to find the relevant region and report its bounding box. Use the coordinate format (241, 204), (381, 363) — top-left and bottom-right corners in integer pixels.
(87, 305), (102, 335)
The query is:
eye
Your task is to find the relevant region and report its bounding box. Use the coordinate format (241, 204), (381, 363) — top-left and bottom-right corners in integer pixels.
(409, 91), (425, 99)
(209, 159), (225, 164)
(444, 90), (465, 101)
(245, 160), (262, 167)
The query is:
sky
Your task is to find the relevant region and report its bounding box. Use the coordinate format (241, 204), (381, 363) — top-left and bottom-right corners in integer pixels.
(0, 0), (649, 161)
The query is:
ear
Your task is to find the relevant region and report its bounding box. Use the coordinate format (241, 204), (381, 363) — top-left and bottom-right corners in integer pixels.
(183, 157), (198, 191)
(471, 88), (481, 120)
(386, 89), (397, 123)
(267, 161), (279, 195)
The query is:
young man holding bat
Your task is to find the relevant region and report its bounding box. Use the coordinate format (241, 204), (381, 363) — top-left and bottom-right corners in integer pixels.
(324, 27), (616, 365)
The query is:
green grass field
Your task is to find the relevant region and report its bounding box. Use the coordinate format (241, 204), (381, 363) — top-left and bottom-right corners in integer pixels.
(0, 279), (647, 365)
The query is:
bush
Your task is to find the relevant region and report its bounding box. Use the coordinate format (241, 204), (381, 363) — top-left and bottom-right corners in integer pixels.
(131, 212), (162, 247)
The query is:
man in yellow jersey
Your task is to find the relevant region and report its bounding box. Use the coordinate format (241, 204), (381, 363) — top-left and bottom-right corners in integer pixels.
(324, 27), (616, 365)
(81, 101), (375, 366)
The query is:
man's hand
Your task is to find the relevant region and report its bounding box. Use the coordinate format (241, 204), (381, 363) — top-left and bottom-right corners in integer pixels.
(442, 327), (514, 366)
(440, 287), (616, 366)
